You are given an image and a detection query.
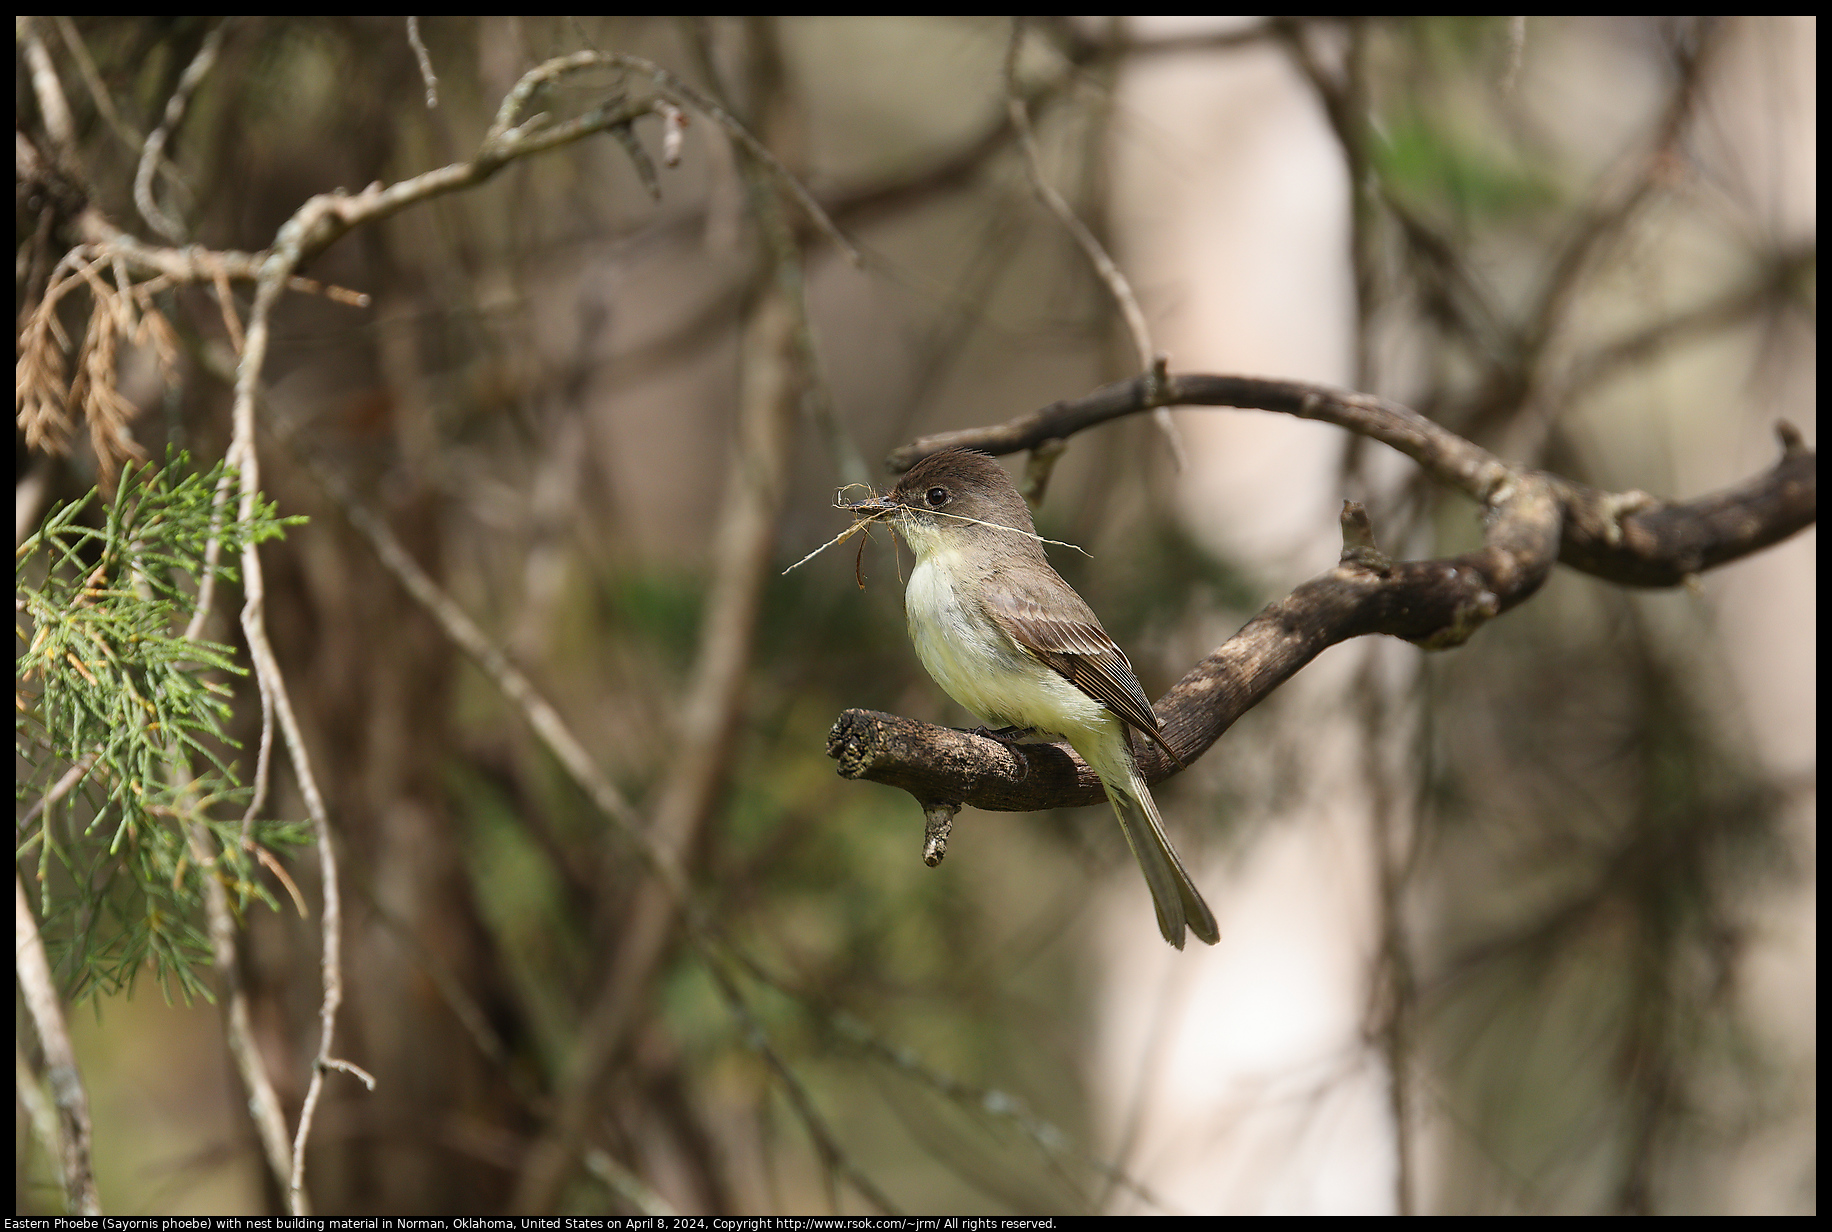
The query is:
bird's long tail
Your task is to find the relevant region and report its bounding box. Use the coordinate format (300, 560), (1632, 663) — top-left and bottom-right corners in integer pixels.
(1106, 766), (1219, 949)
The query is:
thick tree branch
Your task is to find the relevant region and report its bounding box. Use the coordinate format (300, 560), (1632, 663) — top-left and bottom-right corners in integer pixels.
(835, 374), (1813, 819)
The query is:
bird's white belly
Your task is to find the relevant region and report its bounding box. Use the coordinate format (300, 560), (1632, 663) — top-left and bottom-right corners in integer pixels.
(905, 552), (1110, 740)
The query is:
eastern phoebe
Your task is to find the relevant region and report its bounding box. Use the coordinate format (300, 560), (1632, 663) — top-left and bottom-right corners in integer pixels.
(854, 449), (1218, 948)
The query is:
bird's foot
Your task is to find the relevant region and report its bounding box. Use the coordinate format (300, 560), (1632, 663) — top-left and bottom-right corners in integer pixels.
(968, 725), (1038, 779)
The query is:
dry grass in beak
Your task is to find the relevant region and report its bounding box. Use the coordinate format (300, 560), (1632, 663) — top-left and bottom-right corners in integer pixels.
(781, 480), (1089, 586)
(780, 486), (896, 578)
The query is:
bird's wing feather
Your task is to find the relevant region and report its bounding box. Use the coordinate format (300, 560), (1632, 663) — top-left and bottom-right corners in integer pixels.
(984, 591), (1182, 765)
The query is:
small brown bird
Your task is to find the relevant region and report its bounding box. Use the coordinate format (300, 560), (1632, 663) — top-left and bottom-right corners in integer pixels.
(854, 449), (1218, 948)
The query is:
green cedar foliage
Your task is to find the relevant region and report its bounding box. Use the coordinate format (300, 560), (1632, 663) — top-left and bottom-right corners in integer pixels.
(17, 452), (310, 1002)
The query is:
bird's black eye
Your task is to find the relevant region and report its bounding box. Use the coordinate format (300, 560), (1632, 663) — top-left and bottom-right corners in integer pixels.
(925, 486), (948, 508)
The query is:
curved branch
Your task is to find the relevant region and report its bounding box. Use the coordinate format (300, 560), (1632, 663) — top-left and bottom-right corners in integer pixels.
(835, 374), (1814, 817)
(134, 18), (230, 242)
(887, 372), (1815, 586)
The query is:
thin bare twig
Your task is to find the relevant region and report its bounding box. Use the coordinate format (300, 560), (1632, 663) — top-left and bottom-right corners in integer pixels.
(479, 48), (859, 267)
(1353, 648), (1420, 1216)
(634, 58), (862, 269)
(237, 664), (276, 838)
(1458, 16), (1725, 445)
(1556, 245), (1817, 405)
(51, 18), (138, 151)
(217, 207), (353, 1223)
(291, 441), (654, 852)
(208, 262), (377, 1213)
(135, 19), (231, 243)
(1523, 19), (1721, 361)
(180, 463), (239, 642)
(73, 212), (371, 306)
(15, 754), (98, 831)
(16, 875), (102, 1215)
(704, 958), (901, 1214)
(1004, 19), (1182, 467)
(1275, 17), (1379, 392)
(21, 20), (78, 156)
(184, 812), (296, 1193)
(824, 1006), (1178, 1213)
(406, 17), (438, 108)
(1004, 20), (1154, 378)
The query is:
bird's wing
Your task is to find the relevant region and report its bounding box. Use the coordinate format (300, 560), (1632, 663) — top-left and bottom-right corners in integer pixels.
(985, 590), (1183, 766)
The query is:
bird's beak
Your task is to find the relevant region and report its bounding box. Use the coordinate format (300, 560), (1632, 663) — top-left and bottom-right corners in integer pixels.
(847, 492), (901, 520)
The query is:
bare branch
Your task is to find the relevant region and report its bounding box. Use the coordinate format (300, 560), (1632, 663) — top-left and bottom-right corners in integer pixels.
(827, 1008), (1178, 1213)
(16, 875), (102, 1215)
(285, 432), (657, 854)
(20, 19), (78, 157)
(1275, 18), (1380, 389)
(71, 211), (371, 305)
(480, 49), (859, 266)
(134, 18), (230, 243)
(1005, 19), (1182, 463)
(53, 17), (142, 151)
(704, 959), (901, 1215)
(406, 17), (438, 108)
(1005, 20), (1155, 379)
(840, 374), (1813, 813)
(888, 373), (1813, 587)
(187, 818), (296, 1195)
